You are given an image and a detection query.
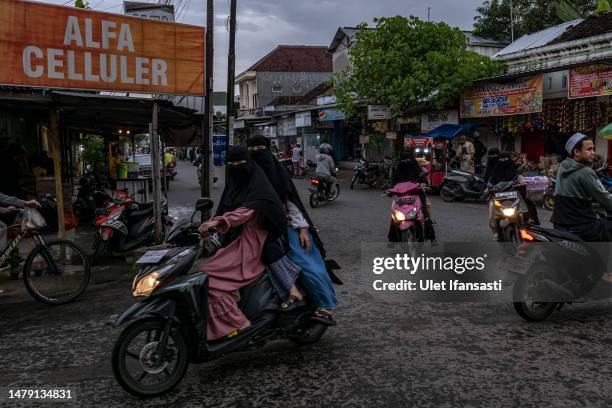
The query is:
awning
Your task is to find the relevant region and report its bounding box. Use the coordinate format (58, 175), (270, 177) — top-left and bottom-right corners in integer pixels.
(419, 124), (473, 140)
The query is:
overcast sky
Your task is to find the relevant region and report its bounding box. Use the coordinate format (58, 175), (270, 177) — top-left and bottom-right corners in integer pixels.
(41, 0), (485, 91)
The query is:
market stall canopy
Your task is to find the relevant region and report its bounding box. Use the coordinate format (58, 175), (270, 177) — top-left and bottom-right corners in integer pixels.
(419, 124), (473, 140)
(598, 123), (612, 139)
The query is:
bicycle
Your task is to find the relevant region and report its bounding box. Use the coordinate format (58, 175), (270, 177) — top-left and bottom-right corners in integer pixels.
(1, 208), (90, 305)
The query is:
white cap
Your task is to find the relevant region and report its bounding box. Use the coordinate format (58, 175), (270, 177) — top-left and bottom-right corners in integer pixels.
(565, 132), (587, 155)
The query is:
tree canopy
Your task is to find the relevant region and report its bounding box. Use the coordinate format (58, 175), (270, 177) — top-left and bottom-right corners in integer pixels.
(334, 16), (502, 119)
(473, 0), (599, 42)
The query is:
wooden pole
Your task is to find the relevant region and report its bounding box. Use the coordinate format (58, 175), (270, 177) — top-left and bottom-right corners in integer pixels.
(150, 102), (163, 243)
(201, 0), (214, 221)
(49, 107), (65, 240)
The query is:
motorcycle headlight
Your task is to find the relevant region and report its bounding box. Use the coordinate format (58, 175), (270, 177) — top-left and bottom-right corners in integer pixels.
(393, 210), (406, 222)
(133, 272), (160, 297)
(406, 209), (417, 220)
(132, 264), (175, 297)
(502, 207), (516, 217)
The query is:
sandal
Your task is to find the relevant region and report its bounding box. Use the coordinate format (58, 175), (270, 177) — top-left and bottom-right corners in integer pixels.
(280, 295), (306, 312)
(311, 309), (337, 326)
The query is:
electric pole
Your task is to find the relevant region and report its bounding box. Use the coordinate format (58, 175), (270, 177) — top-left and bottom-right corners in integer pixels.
(510, 0), (514, 42)
(226, 0), (237, 146)
(201, 0), (214, 219)
(427, 6), (431, 22)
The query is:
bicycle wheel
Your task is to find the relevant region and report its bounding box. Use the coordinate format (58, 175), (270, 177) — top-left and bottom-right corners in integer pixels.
(23, 239), (91, 305)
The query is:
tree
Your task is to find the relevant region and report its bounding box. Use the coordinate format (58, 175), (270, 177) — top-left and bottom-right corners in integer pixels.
(74, 0), (89, 8)
(334, 16), (502, 119)
(83, 135), (105, 172)
(473, 0), (599, 42)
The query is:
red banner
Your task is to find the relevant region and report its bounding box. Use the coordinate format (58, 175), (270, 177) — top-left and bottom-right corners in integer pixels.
(569, 64), (612, 99)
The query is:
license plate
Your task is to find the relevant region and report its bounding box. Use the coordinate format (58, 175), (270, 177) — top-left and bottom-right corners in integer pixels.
(136, 250), (169, 264)
(494, 191), (518, 200)
(396, 197), (416, 205)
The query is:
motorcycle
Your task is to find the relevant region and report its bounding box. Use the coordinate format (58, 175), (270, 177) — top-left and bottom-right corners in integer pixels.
(276, 152), (295, 177)
(482, 180), (539, 243)
(350, 159), (385, 189)
(112, 198), (339, 397)
(92, 191), (171, 264)
(309, 170), (340, 208)
(72, 174), (113, 221)
(439, 169), (487, 202)
(387, 182), (428, 256)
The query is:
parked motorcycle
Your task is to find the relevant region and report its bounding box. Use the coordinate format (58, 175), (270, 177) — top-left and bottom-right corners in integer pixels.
(439, 169), (487, 202)
(112, 198), (339, 397)
(72, 174), (113, 221)
(92, 191), (171, 264)
(309, 171), (340, 208)
(387, 182), (428, 256)
(350, 159), (385, 189)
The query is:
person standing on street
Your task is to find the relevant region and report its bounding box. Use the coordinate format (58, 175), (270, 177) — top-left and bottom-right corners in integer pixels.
(291, 143), (303, 178)
(270, 141), (279, 155)
(460, 136), (475, 173)
(472, 134), (486, 174)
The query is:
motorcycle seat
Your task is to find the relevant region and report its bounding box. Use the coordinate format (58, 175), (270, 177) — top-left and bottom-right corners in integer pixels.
(129, 205), (154, 219)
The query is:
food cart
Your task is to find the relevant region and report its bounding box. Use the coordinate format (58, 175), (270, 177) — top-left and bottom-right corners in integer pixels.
(408, 124), (473, 191)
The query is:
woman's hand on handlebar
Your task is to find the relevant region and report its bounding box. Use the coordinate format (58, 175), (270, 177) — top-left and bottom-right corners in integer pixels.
(24, 199), (41, 208)
(198, 220), (220, 235)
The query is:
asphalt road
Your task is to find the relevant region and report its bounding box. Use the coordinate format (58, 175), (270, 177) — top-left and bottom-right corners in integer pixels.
(1, 160), (611, 408)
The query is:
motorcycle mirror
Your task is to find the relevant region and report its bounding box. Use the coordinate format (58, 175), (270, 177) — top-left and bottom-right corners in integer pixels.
(195, 197), (214, 212)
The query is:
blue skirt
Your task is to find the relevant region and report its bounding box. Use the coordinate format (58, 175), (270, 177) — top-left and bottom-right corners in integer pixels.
(287, 228), (337, 308)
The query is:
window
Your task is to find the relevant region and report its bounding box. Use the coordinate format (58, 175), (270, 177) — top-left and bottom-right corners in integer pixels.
(252, 94), (257, 108)
(548, 77), (553, 90)
(562, 75), (567, 89)
(272, 84), (282, 93)
(292, 86), (302, 93)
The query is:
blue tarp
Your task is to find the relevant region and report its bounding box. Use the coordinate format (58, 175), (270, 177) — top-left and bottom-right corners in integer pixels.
(419, 124), (473, 140)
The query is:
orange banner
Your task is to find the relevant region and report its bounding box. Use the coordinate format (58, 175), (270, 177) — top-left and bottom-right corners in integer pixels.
(0, 0), (205, 95)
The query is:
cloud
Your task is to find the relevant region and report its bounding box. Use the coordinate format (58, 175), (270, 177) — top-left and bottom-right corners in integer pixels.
(39, 0), (485, 91)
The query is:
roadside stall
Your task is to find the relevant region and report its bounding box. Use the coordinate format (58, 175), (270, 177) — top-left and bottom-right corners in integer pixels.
(414, 124), (473, 190)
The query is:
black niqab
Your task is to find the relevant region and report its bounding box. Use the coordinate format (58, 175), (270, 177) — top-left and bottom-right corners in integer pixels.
(247, 136), (327, 257)
(216, 146), (286, 241)
(393, 150), (424, 184)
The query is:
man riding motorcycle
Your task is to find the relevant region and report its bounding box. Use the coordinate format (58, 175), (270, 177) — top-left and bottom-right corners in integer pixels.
(551, 133), (612, 242)
(315, 144), (337, 196)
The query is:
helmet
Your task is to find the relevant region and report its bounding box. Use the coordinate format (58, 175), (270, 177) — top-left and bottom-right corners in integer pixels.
(319, 143), (333, 155)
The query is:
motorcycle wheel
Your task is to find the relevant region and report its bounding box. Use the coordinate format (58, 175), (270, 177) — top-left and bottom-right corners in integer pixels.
(366, 175), (378, 188)
(439, 183), (457, 202)
(400, 229), (417, 258)
(309, 192), (319, 208)
(112, 319), (190, 398)
(512, 270), (558, 322)
(288, 322), (328, 345)
(543, 193), (555, 211)
(350, 175), (357, 190)
(91, 232), (108, 266)
(328, 184), (340, 201)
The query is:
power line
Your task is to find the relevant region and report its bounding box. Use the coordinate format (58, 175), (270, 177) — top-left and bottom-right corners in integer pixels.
(91, 0), (106, 9)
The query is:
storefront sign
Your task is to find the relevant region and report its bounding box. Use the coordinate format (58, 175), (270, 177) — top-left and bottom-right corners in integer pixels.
(421, 110), (459, 132)
(233, 120), (245, 129)
(359, 135), (370, 144)
(569, 64), (612, 99)
(0, 0), (205, 95)
(368, 105), (391, 120)
(212, 135), (227, 166)
(278, 117), (296, 136)
(295, 111), (312, 128)
(318, 108), (346, 122)
(460, 75), (543, 118)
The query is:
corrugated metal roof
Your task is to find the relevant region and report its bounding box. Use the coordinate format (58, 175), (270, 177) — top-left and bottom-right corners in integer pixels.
(494, 19), (582, 58)
(463, 31), (509, 47)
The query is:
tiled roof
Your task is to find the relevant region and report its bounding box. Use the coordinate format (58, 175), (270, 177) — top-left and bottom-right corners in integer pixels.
(244, 45), (332, 73)
(547, 12), (612, 45)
